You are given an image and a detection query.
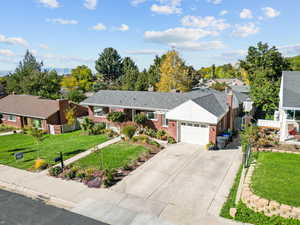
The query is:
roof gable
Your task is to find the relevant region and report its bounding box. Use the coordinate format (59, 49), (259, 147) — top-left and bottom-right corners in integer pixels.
(166, 100), (219, 124)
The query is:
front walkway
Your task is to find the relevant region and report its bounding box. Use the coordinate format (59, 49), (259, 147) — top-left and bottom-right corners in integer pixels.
(0, 142), (246, 225)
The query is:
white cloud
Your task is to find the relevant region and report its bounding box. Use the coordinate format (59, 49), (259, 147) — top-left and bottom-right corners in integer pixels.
(145, 27), (218, 44)
(125, 49), (162, 55)
(181, 15), (230, 31)
(151, 0), (182, 15)
(131, 0), (146, 6)
(262, 7), (280, 18)
(219, 10), (228, 16)
(240, 9), (253, 19)
(0, 49), (15, 57)
(39, 44), (49, 49)
(38, 0), (60, 8)
(207, 0), (222, 5)
(0, 34), (28, 47)
(46, 18), (79, 25)
(118, 24), (129, 31)
(233, 23), (260, 37)
(91, 23), (107, 31)
(144, 27), (222, 51)
(84, 0), (97, 10)
(172, 41), (225, 51)
(279, 44), (300, 56)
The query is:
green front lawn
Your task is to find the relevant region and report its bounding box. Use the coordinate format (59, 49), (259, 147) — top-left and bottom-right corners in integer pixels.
(73, 142), (148, 170)
(0, 130), (109, 170)
(252, 152), (300, 207)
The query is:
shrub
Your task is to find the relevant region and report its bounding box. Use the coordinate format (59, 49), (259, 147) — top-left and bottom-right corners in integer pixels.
(49, 166), (63, 177)
(76, 169), (86, 180)
(34, 159), (48, 170)
(132, 135), (149, 143)
(241, 125), (260, 150)
(121, 125), (137, 139)
(148, 140), (160, 148)
(107, 112), (125, 123)
(104, 129), (116, 137)
(103, 168), (116, 187)
(156, 129), (167, 139)
(92, 123), (106, 135)
(145, 128), (156, 137)
(81, 118), (95, 135)
(0, 124), (16, 132)
(167, 136), (176, 144)
(134, 114), (147, 126)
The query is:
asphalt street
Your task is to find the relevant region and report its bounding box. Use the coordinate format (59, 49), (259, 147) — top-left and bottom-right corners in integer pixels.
(0, 189), (108, 225)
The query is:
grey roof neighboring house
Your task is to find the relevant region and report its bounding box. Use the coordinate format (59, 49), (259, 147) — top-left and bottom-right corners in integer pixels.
(230, 85), (250, 94)
(0, 95), (60, 119)
(81, 89), (229, 117)
(281, 71), (300, 108)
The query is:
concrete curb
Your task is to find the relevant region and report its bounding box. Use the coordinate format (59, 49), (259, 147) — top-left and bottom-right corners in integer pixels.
(0, 179), (75, 209)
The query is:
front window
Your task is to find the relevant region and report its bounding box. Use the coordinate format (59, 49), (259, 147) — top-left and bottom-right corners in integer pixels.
(147, 112), (157, 120)
(94, 106), (109, 117)
(8, 114), (16, 121)
(32, 119), (42, 128)
(286, 110), (300, 121)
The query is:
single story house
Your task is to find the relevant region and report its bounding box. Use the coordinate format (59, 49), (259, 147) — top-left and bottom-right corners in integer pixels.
(0, 95), (88, 134)
(81, 89), (239, 145)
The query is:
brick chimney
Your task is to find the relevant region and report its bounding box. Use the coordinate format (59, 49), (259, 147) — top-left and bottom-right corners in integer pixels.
(58, 99), (69, 124)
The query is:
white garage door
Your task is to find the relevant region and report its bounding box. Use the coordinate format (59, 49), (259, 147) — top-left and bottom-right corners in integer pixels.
(180, 122), (209, 145)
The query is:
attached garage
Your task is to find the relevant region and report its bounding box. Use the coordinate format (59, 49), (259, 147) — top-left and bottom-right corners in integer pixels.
(180, 122), (209, 145)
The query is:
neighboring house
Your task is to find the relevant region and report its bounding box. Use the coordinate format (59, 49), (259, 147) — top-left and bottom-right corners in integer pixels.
(257, 71), (300, 142)
(0, 95), (88, 134)
(201, 78), (245, 88)
(81, 89), (239, 145)
(278, 71), (300, 142)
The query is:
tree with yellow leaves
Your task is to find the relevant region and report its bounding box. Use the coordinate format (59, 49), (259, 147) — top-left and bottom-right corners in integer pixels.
(156, 50), (192, 92)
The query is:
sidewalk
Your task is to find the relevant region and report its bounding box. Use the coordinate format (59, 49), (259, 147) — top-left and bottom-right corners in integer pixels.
(0, 143), (249, 225)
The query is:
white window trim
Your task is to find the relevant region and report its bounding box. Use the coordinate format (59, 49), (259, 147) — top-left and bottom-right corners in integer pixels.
(7, 115), (16, 122)
(94, 107), (108, 118)
(147, 112), (158, 121)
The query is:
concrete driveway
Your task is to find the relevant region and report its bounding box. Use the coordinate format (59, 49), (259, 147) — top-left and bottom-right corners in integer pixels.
(110, 143), (242, 225)
(72, 143), (242, 225)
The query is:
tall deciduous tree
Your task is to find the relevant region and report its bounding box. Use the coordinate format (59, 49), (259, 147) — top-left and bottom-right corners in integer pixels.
(61, 65), (94, 92)
(95, 48), (122, 82)
(156, 50), (191, 92)
(240, 42), (291, 117)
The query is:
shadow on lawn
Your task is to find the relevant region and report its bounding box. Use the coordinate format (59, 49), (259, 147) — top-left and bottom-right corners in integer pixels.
(64, 149), (85, 156)
(7, 148), (27, 153)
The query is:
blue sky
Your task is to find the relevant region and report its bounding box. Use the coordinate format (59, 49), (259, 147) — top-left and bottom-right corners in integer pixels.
(0, 0), (299, 72)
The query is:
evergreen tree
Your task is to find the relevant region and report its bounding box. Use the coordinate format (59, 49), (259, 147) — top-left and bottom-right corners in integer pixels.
(95, 48), (122, 82)
(135, 70), (149, 91)
(148, 55), (165, 90)
(121, 57), (139, 90)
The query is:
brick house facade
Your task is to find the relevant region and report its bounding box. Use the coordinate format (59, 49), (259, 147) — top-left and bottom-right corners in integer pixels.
(0, 95), (88, 134)
(82, 89), (239, 145)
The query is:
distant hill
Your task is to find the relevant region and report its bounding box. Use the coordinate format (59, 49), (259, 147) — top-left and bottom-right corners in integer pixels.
(287, 55), (300, 71)
(0, 68), (71, 76)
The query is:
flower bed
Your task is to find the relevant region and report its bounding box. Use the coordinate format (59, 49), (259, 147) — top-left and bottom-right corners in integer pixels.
(48, 138), (162, 188)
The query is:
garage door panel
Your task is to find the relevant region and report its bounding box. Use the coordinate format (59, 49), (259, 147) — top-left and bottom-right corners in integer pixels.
(181, 123), (209, 145)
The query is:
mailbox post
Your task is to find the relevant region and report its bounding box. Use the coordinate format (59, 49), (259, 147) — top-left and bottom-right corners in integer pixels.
(54, 152), (64, 170)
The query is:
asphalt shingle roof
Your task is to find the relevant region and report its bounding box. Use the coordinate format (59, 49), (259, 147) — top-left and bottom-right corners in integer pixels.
(81, 89), (228, 117)
(0, 95), (60, 119)
(282, 71), (300, 108)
